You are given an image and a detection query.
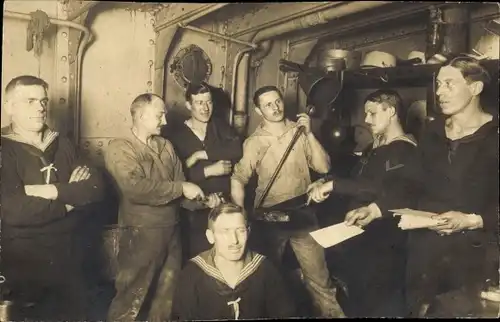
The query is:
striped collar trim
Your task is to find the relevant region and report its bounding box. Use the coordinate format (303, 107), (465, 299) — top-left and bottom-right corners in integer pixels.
(374, 134), (417, 148)
(1, 125), (59, 152)
(190, 249), (265, 289)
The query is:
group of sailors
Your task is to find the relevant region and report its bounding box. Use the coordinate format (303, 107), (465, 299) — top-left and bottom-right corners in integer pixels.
(0, 54), (498, 321)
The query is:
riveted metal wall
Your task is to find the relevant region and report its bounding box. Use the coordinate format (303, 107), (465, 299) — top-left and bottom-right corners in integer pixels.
(163, 20), (229, 121)
(79, 7), (156, 165)
(54, 1), (71, 137)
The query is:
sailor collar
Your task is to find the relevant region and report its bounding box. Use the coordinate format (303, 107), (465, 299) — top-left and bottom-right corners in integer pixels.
(190, 248), (265, 289)
(1, 124), (59, 152)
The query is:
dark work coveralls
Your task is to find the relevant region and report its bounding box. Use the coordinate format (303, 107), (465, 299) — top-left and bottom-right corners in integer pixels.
(163, 117), (243, 260)
(324, 135), (418, 317)
(374, 115), (499, 317)
(104, 131), (185, 321)
(0, 125), (105, 320)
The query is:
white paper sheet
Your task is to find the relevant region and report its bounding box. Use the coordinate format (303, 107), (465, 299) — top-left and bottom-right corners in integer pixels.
(389, 208), (438, 218)
(397, 215), (442, 230)
(390, 208), (446, 230)
(310, 222), (365, 248)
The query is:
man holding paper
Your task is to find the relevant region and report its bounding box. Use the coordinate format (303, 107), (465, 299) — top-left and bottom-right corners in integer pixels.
(341, 56), (499, 317)
(307, 89), (418, 317)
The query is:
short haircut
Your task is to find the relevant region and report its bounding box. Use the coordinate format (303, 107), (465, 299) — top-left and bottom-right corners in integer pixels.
(5, 75), (49, 98)
(253, 85), (283, 108)
(207, 203), (248, 230)
(185, 82), (211, 102)
(444, 55), (491, 86)
(364, 89), (404, 120)
(130, 93), (163, 118)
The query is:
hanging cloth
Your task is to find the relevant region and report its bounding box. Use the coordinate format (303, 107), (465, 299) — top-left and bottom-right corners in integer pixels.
(26, 10), (51, 56)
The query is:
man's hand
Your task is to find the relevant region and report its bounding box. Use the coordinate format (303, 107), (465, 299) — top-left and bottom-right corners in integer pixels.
(182, 182), (205, 200)
(307, 180), (332, 204)
(297, 113), (312, 134)
(24, 184), (58, 200)
(186, 150), (208, 168)
(204, 160), (232, 178)
(69, 166), (91, 183)
(429, 211), (482, 235)
(204, 193), (223, 209)
(344, 203), (382, 228)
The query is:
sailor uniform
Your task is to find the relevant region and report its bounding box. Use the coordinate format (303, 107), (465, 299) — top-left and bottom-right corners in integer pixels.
(171, 249), (296, 320)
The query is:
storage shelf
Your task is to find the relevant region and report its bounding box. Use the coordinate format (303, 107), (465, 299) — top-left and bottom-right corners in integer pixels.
(331, 59), (499, 89)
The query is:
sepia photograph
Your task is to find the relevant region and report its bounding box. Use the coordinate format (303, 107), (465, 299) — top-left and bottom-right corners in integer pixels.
(1, 1), (499, 320)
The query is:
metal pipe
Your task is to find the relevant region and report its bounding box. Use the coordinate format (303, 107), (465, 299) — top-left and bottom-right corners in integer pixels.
(251, 40), (274, 65)
(67, 1), (100, 21)
(178, 23), (259, 49)
(230, 2), (343, 39)
(231, 1), (391, 134)
(155, 3), (229, 32)
(3, 10), (92, 145)
(255, 126), (305, 209)
(229, 39), (273, 126)
(253, 1), (392, 42)
(229, 47), (255, 126)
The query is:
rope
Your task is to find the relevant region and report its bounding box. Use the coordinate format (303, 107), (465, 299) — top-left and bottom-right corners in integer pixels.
(227, 297), (241, 320)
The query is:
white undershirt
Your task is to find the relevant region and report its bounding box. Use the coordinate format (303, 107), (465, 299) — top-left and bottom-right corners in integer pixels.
(185, 119), (207, 142)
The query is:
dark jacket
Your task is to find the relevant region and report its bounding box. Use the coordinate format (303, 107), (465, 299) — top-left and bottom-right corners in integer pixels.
(171, 249), (296, 320)
(104, 130), (185, 227)
(1, 125), (105, 235)
(163, 116), (243, 198)
(326, 135), (419, 215)
(374, 115), (499, 294)
(375, 115), (499, 238)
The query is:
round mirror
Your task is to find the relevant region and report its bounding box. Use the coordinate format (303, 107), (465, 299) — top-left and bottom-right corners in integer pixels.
(170, 44), (213, 88)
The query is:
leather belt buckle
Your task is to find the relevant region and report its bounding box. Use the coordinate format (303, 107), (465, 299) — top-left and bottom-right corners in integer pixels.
(261, 210), (291, 223)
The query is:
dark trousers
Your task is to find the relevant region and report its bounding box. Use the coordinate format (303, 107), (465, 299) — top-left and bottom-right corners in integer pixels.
(250, 209), (345, 318)
(333, 218), (408, 317)
(406, 230), (487, 317)
(2, 230), (86, 320)
(107, 224), (182, 322)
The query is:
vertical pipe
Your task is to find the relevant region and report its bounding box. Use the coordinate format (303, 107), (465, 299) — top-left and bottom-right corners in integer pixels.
(441, 5), (470, 55)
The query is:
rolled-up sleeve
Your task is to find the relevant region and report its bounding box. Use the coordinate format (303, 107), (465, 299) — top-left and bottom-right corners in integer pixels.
(231, 138), (258, 186)
(104, 140), (183, 206)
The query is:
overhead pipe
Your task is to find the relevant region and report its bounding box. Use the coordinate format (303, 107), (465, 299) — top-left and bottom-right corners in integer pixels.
(67, 1), (100, 21)
(155, 4), (231, 94)
(230, 1), (392, 134)
(229, 38), (273, 127)
(3, 10), (92, 145)
(178, 23), (259, 49)
(155, 3), (230, 32)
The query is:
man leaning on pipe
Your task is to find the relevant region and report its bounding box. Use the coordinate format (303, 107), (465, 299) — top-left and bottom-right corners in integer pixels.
(341, 55), (499, 318)
(231, 85), (345, 318)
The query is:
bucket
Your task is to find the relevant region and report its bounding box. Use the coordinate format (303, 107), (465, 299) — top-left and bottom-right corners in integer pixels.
(317, 49), (362, 71)
(0, 301), (14, 322)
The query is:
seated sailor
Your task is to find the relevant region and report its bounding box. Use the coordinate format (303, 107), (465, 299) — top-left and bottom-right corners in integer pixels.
(171, 203), (296, 320)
